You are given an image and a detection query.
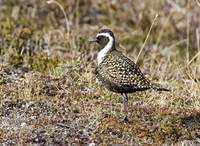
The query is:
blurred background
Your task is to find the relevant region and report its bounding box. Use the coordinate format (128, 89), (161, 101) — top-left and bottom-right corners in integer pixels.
(0, 0), (200, 77)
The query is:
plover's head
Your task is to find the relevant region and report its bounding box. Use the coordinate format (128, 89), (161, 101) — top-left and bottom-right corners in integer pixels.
(89, 29), (116, 65)
(89, 29), (115, 49)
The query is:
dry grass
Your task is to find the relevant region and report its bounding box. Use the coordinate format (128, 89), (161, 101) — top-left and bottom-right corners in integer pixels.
(0, 0), (200, 145)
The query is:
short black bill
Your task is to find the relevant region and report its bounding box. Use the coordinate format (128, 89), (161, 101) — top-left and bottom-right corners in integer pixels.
(88, 38), (97, 42)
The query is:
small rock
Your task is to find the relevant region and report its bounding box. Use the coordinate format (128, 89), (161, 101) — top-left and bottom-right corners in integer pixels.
(89, 143), (95, 146)
(21, 122), (27, 127)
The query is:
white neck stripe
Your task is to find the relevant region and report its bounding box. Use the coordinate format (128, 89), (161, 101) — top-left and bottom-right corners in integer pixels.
(97, 33), (114, 65)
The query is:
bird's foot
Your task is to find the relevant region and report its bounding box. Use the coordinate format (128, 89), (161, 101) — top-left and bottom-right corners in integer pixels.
(120, 115), (129, 122)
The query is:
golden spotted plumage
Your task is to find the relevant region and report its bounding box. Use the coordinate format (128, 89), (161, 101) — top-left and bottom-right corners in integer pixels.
(98, 50), (166, 93)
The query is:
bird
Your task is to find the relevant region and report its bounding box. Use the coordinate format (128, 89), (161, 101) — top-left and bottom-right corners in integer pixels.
(89, 29), (170, 121)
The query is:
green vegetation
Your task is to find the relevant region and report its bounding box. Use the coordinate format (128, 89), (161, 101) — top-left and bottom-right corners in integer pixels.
(0, 0), (200, 145)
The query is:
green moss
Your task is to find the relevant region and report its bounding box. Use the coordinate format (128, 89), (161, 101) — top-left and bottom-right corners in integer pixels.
(29, 53), (61, 71)
(10, 54), (24, 66)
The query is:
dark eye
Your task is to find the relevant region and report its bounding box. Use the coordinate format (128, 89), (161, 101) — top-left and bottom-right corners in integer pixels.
(97, 36), (103, 40)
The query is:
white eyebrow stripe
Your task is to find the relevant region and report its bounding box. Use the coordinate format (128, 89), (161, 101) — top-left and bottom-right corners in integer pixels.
(97, 32), (114, 65)
(96, 32), (112, 38)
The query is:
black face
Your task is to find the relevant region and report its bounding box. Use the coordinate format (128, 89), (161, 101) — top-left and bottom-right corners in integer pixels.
(96, 29), (115, 47)
(96, 35), (109, 47)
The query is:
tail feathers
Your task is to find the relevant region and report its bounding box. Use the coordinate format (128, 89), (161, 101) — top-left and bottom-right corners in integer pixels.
(154, 87), (170, 92)
(150, 83), (170, 92)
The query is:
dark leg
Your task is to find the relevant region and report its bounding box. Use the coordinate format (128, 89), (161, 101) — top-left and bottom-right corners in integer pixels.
(121, 93), (128, 121)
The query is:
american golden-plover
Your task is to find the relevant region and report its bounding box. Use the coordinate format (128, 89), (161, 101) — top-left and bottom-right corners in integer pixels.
(89, 29), (169, 121)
